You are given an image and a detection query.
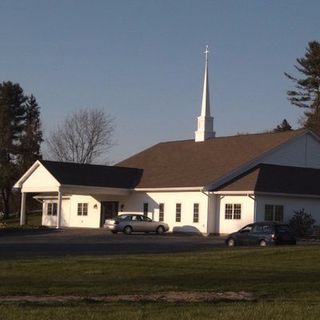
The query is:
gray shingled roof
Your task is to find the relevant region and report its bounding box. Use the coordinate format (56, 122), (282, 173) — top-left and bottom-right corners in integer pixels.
(215, 163), (320, 196)
(117, 130), (305, 188)
(40, 160), (143, 189)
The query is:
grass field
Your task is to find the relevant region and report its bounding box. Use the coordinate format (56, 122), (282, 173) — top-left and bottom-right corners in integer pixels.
(0, 245), (319, 319)
(0, 212), (42, 228)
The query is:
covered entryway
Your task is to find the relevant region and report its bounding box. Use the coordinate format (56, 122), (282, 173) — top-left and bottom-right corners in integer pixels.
(100, 201), (119, 226)
(14, 160), (143, 229)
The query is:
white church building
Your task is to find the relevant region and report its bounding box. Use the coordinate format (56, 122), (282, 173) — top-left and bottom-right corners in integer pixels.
(15, 48), (320, 234)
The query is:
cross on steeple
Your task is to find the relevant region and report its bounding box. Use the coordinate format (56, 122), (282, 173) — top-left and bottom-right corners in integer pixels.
(195, 45), (215, 142)
(204, 45), (209, 62)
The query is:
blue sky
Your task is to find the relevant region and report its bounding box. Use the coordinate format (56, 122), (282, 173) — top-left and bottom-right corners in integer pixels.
(0, 0), (319, 163)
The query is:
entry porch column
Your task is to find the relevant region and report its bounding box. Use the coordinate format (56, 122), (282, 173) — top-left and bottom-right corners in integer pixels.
(56, 188), (62, 229)
(20, 192), (27, 226)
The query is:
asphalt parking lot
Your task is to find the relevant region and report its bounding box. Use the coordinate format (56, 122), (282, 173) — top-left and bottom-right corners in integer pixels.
(0, 228), (225, 258)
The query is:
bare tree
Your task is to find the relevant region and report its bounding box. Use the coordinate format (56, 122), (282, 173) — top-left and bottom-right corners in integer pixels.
(46, 109), (113, 164)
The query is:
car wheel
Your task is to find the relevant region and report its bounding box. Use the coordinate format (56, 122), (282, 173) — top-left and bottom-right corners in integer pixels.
(156, 226), (165, 235)
(123, 226), (132, 235)
(259, 239), (267, 247)
(227, 238), (235, 247)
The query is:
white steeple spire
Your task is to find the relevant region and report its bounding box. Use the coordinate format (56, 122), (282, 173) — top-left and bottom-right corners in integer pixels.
(195, 45), (215, 142)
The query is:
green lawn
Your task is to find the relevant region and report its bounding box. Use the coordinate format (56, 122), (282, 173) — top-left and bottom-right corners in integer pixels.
(0, 246), (319, 319)
(0, 212), (42, 228)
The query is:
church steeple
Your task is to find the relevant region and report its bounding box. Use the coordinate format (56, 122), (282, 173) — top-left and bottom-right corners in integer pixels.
(195, 45), (215, 142)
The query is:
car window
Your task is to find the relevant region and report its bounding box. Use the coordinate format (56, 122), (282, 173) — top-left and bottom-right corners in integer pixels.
(262, 225), (273, 233)
(117, 215), (129, 221)
(240, 224), (253, 232)
(276, 225), (290, 233)
(252, 224), (273, 233)
(251, 224), (262, 233)
(131, 215), (140, 221)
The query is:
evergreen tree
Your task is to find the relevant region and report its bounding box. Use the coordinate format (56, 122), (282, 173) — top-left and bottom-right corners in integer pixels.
(285, 41), (320, 134)
(19, 94), (43, 173)
(273, 119), (292, 133)
(0, 82), (42, 217)
(0, 82), (27, 217)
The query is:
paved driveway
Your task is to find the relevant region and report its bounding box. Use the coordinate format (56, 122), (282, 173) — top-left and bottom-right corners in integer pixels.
(0, 228), (224, 258)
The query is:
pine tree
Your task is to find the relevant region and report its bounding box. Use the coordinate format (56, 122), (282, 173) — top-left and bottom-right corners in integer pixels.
(273, 119), (292, 133)
(285, 41), (320, 134)
(19, 94), (43, 173)
(0, 82), (42, 217)
(0, 82), (27, 217)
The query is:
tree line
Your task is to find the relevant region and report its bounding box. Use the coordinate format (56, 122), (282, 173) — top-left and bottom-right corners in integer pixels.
(0, 82), (42, 217)
(0, 82), (113, 217)
(0, 40), (319, 217)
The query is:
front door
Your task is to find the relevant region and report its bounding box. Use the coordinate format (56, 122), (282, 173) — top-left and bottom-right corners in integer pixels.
(100, 201), (119, 227)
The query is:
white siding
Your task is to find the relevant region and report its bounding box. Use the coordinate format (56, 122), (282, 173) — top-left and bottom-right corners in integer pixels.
(262, 133), (320, 168)
(42, 199), (70, 227)
(68, 195), (101, 228)
(122, 191), (209, 234)
(22, 165), (59, 192)
(218, 195), (255, 234)
(207, 194), (217, 234)
(42, 195), (101, 228)
(255, 195), (320, 224)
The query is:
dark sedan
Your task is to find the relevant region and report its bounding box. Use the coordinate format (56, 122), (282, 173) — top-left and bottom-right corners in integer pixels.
(225, 222), (296, 247)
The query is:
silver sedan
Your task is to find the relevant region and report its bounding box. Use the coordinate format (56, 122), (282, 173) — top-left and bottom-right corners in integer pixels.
(105, 214), (169, 235)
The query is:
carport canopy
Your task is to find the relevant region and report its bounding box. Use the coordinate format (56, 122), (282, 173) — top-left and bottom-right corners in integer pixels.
(14, 160), (143, 228)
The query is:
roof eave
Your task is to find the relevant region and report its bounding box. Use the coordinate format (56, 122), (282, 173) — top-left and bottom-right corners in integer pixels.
(204, 130), (309, 192)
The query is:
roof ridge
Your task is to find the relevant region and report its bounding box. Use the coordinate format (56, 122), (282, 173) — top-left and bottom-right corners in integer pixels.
(156, 128), (306, 145)
(40, 160), (140, 171)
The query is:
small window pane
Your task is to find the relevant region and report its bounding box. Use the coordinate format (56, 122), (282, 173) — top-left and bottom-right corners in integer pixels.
(274, 205), (283, 222)
(143, 203), (148, 215)
(77, 203), (82, 216)
(47, 203), (52, 215)
(52, 203), (57, 216)
(159, 203), (164, 222)
(83, 203), (88, 216)
(233, 204), (241, 220)
(176, 203), (181, 222)
(265, 205), (274, 221)
(47, 203), (57, 216)
(193, 203), (199, 223)
(225, 204), (233, 219)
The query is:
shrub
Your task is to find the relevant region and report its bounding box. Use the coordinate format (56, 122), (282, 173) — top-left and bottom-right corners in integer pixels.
(289, 209), (315, 237)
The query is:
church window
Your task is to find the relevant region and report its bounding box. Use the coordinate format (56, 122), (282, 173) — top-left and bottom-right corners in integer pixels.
(143, 203), (148, 215)
(176, 203), (181, 222)
(47, 203), (57, 216)
(225, 204), (241, 220)
(264, 204), (283, 222)
(77, 203), (88, 216)
(159, 203), (164, 221)
(193, 203), (199, 223)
